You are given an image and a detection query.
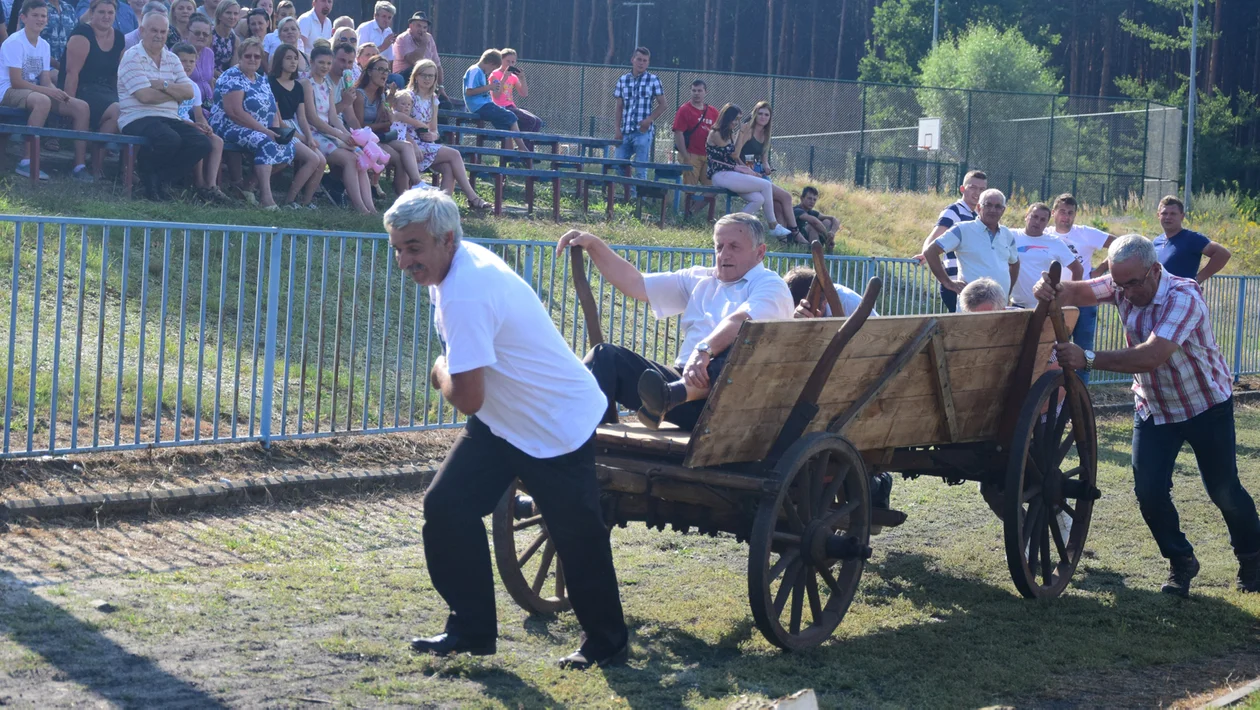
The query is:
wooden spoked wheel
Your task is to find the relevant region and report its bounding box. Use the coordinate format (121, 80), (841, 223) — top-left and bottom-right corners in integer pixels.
(1004, 369), (1099, 598)
(749, 433), (872, 651)
(492, 480), (571, 614)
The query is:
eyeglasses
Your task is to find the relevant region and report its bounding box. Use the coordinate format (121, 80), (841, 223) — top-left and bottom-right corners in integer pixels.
(371, 66), (390, 74)
(191, 29), (210, 37)
(1114, 264), (1155, 291)
(980, 202), (1006, 211)
(418, 72), (436, 78)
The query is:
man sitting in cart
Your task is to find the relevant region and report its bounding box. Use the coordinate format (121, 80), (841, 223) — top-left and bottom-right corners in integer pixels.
(558, 213), (795, 430)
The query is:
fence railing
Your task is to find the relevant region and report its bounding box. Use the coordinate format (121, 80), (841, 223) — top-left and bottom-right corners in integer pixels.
(2, 215), (1257, 459)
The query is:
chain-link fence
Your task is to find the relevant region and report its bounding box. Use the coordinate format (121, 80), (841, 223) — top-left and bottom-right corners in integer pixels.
(436, 53), (1180, 206)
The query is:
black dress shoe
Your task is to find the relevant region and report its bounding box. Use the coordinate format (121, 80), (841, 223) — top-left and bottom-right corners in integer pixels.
(557, 642), (629, 670)
(409, 632), (496, 656)
(1160, 555), (1200, 598)
(636, 370), (685, 430)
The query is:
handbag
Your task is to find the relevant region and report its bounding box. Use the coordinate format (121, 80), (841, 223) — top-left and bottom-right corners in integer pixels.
(680, 104), (709, 152)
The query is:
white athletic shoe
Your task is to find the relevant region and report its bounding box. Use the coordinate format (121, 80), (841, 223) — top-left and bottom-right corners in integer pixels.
(770, 223), (792, 239)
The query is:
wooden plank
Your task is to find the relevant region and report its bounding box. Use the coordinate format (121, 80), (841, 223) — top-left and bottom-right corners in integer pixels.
(595, 421), (691, 455)
(829, 319), (939, 435)
(927, 329), (959, 442)
(734, 310), (1041, 367)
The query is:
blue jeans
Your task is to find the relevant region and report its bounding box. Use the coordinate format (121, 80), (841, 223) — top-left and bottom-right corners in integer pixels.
(1072, 304), (1098, 386)
(474, 102), (518, 130)
(615, 128), (654, 180)
(1132, 397), (1260, 559)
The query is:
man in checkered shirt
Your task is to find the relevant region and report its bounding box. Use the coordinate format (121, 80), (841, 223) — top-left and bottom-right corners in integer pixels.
(1034, 234), (1260, 598)
(612, 46), (664, 182)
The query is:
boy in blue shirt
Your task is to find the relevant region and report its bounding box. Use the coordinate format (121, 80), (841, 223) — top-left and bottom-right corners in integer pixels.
(462, 48), (528, 153)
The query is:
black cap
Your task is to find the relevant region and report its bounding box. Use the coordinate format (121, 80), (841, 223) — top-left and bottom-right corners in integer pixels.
(408, 11), (427, 24)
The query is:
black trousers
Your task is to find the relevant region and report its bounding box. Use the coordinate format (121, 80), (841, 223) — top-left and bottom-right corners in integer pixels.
(422, 416), (627, 657)
(121, 116), (211, 180)
(582, 342), (726, 431)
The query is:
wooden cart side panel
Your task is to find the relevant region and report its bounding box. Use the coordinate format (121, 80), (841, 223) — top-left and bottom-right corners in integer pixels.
(682, 310), (1075, 468)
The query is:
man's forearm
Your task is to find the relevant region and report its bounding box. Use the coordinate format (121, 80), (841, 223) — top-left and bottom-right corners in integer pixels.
(583, 240), (648, 302)
(924, 249), (953, 288)
(1009, 262), (1020, 294)
(700, 312), (750, 357)
(672, 130), (686, 154)
(1054, 279), (1103, 308)
(1198, 251), (1230, 282)
(1094, 343), (1169, 374)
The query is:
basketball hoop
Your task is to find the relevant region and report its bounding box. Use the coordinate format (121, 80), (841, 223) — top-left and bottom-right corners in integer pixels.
(917, 117), (941, 152)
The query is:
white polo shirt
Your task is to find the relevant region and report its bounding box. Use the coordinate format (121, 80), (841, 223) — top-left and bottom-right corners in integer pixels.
(296, 9), (331, 54)
(934, 219), (1020, 297)
(643, 263), (794, 368)
(431, 241), (606, 459)
(356, 18), (394, 60)
(821, 284), (877, 318)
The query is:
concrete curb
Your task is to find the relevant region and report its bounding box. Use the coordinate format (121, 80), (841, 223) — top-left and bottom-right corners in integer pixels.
(1092, 388), (1260, 416)
(1197, 676), (1260, 709)
(1, 465), (437, 524)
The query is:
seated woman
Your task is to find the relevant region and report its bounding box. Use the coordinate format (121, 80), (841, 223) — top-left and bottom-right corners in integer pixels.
(186, 14), (216, 105)
(267, 16), (307, 74)
(268, 42), (327, 204)
(211, 37), (322, 209)
(59, 0), (122, 179)
(210, 0), (240, 77)
(303, 43), (374, 214)
(393, 59), (489, 210)
(167, 0), (197, 47)
(239, 7), (268, 65)
(705, 104), (793, 240)
(331, 25), (355, 48)
(736, 101), (803, 244)
(353, 55), (422, 196)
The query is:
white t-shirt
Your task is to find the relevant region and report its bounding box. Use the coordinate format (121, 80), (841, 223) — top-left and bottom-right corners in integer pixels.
(296, 10), (331, 55)
(0, 32), (51, 98)
(1010, 230), (1080, 308)
(643, 263), (794, 368)
(821, 284), (877, 318)
(356, 19), (394, 60)
(431, 241), (606, 459)
(1052, 224), (1110, 271)
(934, 220), (1020, 297)
(262, 31), (281, 55)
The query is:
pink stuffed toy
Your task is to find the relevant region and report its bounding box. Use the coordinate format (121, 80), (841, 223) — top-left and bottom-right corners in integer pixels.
(350, 127), (390, 173)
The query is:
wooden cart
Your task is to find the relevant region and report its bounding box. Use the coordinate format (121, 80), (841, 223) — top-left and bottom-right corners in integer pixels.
(491, 251), (1099, 651)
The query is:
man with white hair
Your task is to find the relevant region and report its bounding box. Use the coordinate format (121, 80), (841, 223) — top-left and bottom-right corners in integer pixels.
(388, 189), (628, 670)
(1034, 234), (1260, 598)
(560, 212), (794, 430)
(922, 187), (1020, 303)
(117, 10), (208, 200)
(355, 1), (395, 60)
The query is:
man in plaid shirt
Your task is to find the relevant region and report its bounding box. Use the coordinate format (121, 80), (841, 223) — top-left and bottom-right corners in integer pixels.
(1035, 234), (1260, 598)
(612, 46), (664, 181)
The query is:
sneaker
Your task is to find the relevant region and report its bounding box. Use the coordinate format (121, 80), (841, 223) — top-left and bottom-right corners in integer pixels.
(72, 165), (95, 183)
(770, 223), (792, 239)
(1238, 550), (1260, 593)
(1160, 555), (1200, 598)
(15, 162), (50, 181)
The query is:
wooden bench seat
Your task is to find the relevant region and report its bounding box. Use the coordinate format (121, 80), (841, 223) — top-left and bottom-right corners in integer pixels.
(595, 420), (692, 457)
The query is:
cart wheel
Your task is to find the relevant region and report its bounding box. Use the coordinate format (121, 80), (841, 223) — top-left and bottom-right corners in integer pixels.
(492, 480), (571, 614)
(1004, 369), (1099, 598)
(749, 433), (871, 651)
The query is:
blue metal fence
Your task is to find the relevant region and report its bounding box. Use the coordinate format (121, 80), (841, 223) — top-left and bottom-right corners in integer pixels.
(2, 214), (1258, 459)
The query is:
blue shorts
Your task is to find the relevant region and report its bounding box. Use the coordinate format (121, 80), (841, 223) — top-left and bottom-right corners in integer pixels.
(475, 102), (518, 131)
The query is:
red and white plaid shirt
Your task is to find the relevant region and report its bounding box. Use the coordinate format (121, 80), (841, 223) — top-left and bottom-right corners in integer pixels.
(1088, 272), (1232, 424)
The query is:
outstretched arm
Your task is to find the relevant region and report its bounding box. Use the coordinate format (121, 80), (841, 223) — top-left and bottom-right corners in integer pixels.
(556, 230), (647, 302)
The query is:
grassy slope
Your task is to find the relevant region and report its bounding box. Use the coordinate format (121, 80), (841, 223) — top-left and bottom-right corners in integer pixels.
(1, 408), (1259, 707)
(2, 175), (1258, 271)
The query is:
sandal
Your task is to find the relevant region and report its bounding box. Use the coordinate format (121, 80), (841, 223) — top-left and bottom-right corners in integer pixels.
(468, 196), (491, 211)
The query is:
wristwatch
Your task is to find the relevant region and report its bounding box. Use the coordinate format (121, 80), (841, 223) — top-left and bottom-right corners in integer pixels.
(1083, 349), (1096, 372)
(695, 341), (712, 357)
(162, 80), (170, 90)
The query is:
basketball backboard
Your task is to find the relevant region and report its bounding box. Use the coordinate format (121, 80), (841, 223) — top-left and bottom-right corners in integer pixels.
(917, 117), (941, 151)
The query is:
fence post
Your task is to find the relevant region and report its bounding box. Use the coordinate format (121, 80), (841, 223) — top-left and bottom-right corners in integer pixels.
(1043, 97), (1055, 199)
(1140, 99), (1151, 203)
(589, 115), (596, 138)
(962, 90), (972, 179)
(578, 65), (585, 135)
(260, 229), (283, 447)
(808, 145), (815, 178)
(1234, 278), (1247, 382)
(858, 84), (867, 154)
